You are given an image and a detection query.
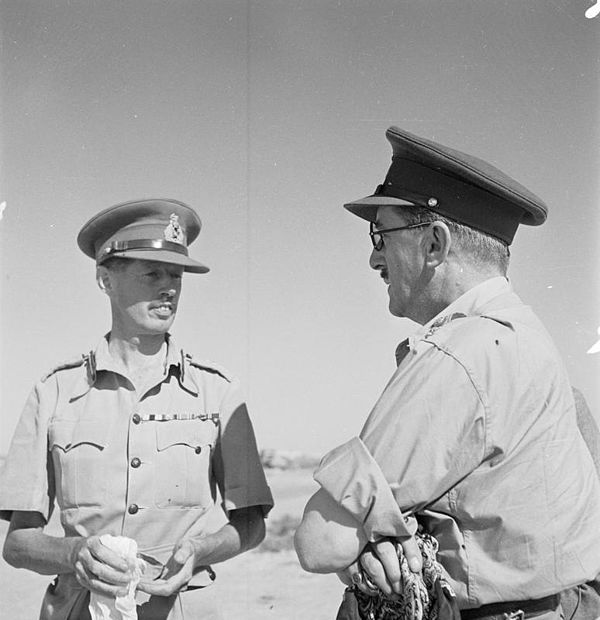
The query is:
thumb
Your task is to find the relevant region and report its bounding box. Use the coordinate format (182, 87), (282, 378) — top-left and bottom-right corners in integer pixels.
(173, 540), (195, 565)
(400, 537), (422, 573)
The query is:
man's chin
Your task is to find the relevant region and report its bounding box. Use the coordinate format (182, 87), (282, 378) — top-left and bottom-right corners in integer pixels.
(388, 295), (404, 318)
(144, 318), (176, 334)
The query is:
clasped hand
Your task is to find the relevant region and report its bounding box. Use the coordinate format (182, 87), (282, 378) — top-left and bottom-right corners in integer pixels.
(72, 535), (137, 597)
(137, 539), (198, 597)
(338, 536), (422, 598)
(73, 536), (200, 598)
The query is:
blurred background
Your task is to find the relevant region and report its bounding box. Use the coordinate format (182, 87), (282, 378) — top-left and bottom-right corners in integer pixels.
(1, 0), (599, 459)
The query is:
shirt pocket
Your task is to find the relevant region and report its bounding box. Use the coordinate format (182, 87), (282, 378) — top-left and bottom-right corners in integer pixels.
(153, 419), (218, 509)
(49, 420), (109, 509)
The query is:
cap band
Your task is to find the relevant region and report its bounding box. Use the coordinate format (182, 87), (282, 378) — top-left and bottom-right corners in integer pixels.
(381, 158), (523, 244)
(99, 238), (189, 261)
(373, 183), (437, 208)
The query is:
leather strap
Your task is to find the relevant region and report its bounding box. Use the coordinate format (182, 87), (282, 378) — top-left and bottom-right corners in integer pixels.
(461, 594), (560, 620)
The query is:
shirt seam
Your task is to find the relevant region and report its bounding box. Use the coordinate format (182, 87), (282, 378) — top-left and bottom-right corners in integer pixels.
(425, 341), (490, 606)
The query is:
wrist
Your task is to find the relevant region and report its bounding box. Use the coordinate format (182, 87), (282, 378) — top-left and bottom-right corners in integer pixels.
(66, 537), (85, 572)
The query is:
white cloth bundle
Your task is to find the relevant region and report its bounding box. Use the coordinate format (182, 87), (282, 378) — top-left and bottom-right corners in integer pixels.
(89, 535), (145, 620)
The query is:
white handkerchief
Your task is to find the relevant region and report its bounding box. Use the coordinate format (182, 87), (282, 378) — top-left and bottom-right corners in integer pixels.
(89, 535), (145, 620)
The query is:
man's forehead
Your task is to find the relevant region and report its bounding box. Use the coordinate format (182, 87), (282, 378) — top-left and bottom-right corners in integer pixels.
(374, 205), (407, 226)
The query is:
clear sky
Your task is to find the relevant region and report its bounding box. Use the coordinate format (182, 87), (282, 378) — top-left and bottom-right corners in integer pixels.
(1, 0), (599, 456)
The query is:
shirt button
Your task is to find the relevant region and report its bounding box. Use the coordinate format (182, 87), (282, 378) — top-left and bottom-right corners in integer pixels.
(128, 504), (139, 515)
(132, 414), (141, 424)
(195, 446), (202, 454)
(130, 457), (141, 468)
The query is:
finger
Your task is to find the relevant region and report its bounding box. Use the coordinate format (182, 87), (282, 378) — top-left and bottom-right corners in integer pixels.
(337, 562), (371, 594)
(137, 579), (172, 597)
(137, 572), (188, 597)
(372, 540), (402, 594)
(172, 539), (195, 565)
(341, 559), (376, 597)
(137, 554), (194, 597)
(360, 548), (392, 596)
(86, 537), (130, 572)
(87, 575), (130, 597)
(399, 536), (422, 573)
(74, 559), (130, 597)
(78, 549), (132, 585)
(337, 568), (354, 587)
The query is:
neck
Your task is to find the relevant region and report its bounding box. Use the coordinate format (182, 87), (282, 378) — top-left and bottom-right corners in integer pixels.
(414, 266), (502, 325)
(107, 331), (168, 371)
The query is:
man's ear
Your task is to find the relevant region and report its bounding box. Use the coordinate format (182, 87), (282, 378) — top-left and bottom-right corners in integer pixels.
(423, 221), (451, 268)
(96, 266), (112, 295)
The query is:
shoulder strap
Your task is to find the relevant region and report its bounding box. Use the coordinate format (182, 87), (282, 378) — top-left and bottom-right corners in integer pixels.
(41, 351), (96, 383)
(183, 352), (232, 382)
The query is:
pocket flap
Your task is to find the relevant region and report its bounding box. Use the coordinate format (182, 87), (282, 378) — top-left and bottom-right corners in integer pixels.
(155, 419), (216, 451)
(49, 420), (109, 451)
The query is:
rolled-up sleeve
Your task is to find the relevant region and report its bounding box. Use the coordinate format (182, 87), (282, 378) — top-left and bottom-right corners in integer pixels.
(314, 436), (416, 541)
(0, 380), (56, 522)
(212, 380), (273, 517)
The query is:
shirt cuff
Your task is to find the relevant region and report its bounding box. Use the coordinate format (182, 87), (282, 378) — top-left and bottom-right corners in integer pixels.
(221, 485), (274, 518)
(314, 436), (416, 542)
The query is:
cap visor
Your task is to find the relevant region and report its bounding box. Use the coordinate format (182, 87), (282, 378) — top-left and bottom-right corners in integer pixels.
(343, 195), (418, 222)
(101, 249), (210, 273)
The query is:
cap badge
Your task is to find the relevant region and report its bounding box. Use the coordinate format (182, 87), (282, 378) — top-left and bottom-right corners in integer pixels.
(164, 214), (185, 245)
(428, 197), (438, 208)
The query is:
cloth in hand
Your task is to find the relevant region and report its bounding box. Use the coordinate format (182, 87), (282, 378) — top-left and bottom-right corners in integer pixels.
(89, 535), (145, 620)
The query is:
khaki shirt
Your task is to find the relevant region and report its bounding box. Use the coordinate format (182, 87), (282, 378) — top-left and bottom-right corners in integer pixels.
(0, 335), (273, 619)
(315, 277), (600, 608)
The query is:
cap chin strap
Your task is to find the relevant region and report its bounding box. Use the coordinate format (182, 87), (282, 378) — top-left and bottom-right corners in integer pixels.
(98, 238), (189, 262)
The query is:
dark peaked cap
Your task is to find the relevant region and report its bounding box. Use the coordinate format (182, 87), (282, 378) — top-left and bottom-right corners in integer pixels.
(344, 127), (548, 245)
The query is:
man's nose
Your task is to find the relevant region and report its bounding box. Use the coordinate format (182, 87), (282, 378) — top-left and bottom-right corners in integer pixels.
(369, 247), (383, 271)
(158, 275), (179, 296)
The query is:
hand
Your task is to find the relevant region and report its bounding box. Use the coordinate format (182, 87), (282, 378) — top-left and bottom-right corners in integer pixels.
(71, 535), (133, 597)
(337, 537), (422, 597)
(137, 539), (197, 597)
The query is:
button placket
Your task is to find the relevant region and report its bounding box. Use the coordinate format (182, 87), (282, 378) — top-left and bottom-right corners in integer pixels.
(126, 406), (148, 521)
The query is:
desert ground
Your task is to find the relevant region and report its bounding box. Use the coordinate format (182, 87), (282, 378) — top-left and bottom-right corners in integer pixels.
(0, 467), (345, 619)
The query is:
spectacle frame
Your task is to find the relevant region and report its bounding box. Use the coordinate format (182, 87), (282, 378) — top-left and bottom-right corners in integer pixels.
(369, 221), (431, 251)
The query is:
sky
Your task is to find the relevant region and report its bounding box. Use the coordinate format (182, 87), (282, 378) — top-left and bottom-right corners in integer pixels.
(1, 0), (599, 457)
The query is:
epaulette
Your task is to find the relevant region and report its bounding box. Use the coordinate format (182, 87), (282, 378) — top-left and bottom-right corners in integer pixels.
(480, 314), (515, 331)
(41, 351), (97, 383)
(422, 312), (468, 340)
(182, 352), (233, 383)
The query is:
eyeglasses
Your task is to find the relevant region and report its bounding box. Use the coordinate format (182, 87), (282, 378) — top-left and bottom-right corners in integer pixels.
(369, 221), (431, 251)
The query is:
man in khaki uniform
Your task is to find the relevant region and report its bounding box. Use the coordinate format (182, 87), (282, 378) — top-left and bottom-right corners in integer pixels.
(1, 199), (273, 619)
(295, 127), (600, 620)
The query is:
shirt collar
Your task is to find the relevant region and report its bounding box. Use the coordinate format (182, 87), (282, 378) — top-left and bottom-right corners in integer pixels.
(71, 333), (198, 398)
(408, 276), (512, 349)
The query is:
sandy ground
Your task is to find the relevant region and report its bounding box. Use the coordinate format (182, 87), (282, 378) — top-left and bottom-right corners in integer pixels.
(0, 468), (345, 618)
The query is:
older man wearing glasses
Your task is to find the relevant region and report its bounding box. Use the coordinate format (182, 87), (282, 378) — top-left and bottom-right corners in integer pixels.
(295, 127), (600, 620)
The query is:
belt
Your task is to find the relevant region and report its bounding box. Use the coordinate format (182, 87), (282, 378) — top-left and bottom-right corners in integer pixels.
(461, 594), (560, 620)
